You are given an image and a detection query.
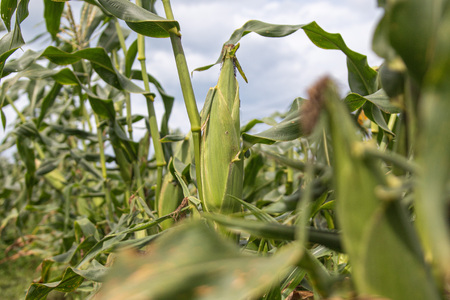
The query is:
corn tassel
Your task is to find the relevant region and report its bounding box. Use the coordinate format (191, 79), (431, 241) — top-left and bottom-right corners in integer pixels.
(200, 44), (245, 214)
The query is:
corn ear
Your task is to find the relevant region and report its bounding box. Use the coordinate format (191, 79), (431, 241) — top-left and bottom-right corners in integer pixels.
(201, 44), (244, 213)
(158, 172), (184, 230)
(158, 137), (192, 230)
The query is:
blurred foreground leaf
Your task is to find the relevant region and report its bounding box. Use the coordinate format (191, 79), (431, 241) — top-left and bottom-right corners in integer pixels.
(322, 77), (440, 299)
(96, 221), (302, 300)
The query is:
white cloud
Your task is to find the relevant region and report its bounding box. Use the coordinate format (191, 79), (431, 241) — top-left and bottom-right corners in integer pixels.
(145, 0), (384, 133)
(1, 1), (384, 142)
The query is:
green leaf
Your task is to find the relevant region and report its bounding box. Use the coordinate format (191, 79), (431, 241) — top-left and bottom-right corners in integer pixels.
(36, 157), (60, 176)
(13, 121), (41, 139)
(51, 124), (97, 141)
(74, 217), (101, 242)
(384, 0), (444, 84)
(226, 20), (303, 44)
(44, 0), (64, 40)
(98, 20), (130, 53)
(229, 195), (277, 224)
(160, 134), (186, 143)
(281, 267), (307, 299)
(241, 118), (264, 133)
(96, 221), (302, 300)
(25, 267), (84, 300)
(302, 21), (377, 95)
(243, 152), (265, 197)
(17, 64), (80, 85)
(362, 201), (441, 300)
(4, 47), (149, 95)
(363, 101), (394, 135)
(0, 108), (6, 130)
(110, 120), (139, 162)
(344, 93), (366, 112)
(72, 260), (108, 282)
(415, 1), (450, 280)
(97, 0), (179, 38)
(70, 150), (104, 180)
(41, 46), (147, 94)
(194, 21), (304, 73)
(1, 0), (17, 31)
(195, 20), (376, 97)
(76, 215), (173, 268)
(88, 95), (116, 121)
(37, 82), (62, 127)
(243, 98), (303, 146)
(0, 0), (29, 77)
(204, 213), (342, 252)
(323, 77), (439, 299)
(125, 39), (137, 77)
(15, 0), (29, 24)
(2, 50), (42, 77)
(345, 89), (402, 114)
(0, 26), (25, 77)
(16, 137), (36, 200)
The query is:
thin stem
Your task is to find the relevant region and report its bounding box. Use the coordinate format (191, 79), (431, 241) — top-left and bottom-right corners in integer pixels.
(361, 144), (416, 174)
(146, 94), (165, 211)
(136, 0), (166, 211)
(133, 163), (147, 212)
(114, 19), (128, 58)
(6, 95), (25, 122)
(125, 94), (133, 139)
(114, 20), (133, 139)
(285, 148), (294, 195)
(380, 114), (398, 151)
(7, 95), (46, 159)
(113, 18), (143, 215)
(404, 78), (418, 156)
(322, 128), (331, 166)
(94, 114), (114, 222)
(161, 0), (204, 208)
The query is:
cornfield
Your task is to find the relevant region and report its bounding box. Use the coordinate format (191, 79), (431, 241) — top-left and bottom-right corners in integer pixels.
(0, 1), (449, 299)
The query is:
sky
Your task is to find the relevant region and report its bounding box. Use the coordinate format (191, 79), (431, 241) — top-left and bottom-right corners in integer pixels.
(1, 0), (384, 141)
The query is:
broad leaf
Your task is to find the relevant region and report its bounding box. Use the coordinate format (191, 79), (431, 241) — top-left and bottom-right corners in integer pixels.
(344, 89), (402, 114)
(302, 21), (377, 95)
(194, 20), (377, 96)
(96, 221), (302, 300)
(97, 0), (179, 38)
(25, 267), (85, 300)
(1, 0), (18, 31)
(204, 213), (342, 252)
(194, 20), (304, 73)
(243, 98), (303, 146)
(44, 0), (64, 40)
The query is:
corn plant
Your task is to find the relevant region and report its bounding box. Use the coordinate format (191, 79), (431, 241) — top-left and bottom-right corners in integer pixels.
(0, 1), (449, 300)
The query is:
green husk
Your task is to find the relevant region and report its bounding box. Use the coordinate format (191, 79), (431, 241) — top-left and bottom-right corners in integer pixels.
(200, 44), (244, 214)
(158, 172), (184, 230)
(158, 137), (192, 230)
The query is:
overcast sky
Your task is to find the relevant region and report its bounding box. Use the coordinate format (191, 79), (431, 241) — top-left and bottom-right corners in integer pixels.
(1, 0), (383, 140)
